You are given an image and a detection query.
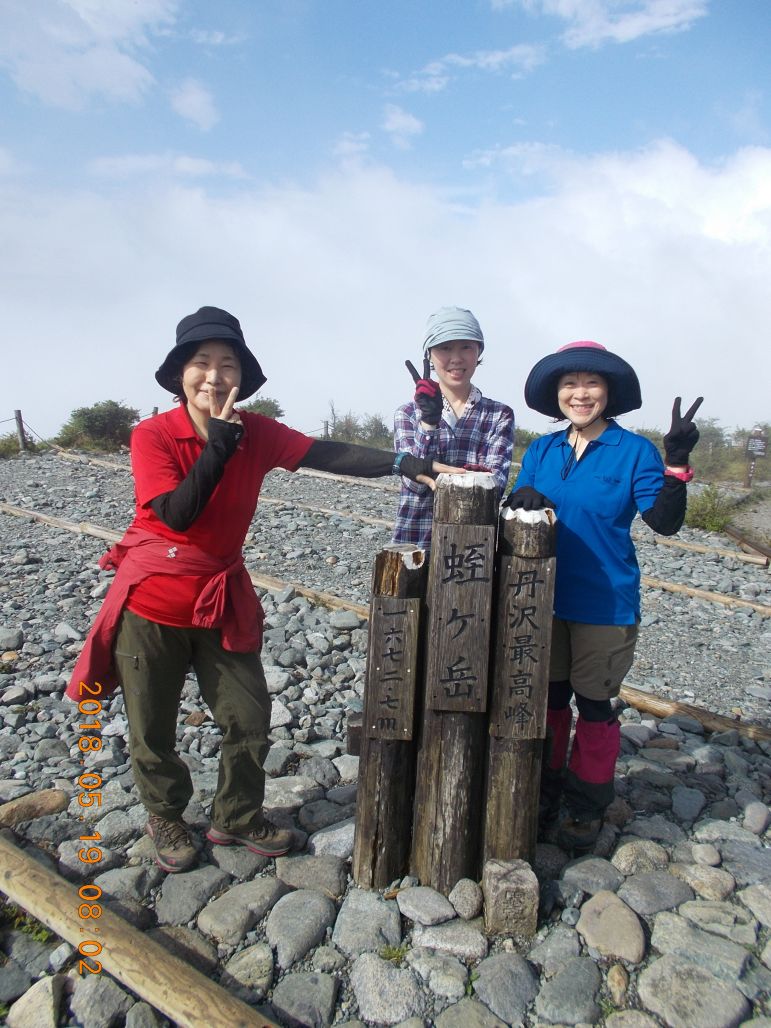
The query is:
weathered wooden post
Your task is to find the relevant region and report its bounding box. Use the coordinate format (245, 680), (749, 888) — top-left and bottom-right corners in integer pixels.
(14, 410), (27, 451)
(483, 506), (556, 865)
(410, 473), (498, 892)
(352, 544), (426, 889)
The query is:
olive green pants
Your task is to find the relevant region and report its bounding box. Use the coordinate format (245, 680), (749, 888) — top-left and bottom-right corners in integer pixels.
(114, 609), (271, 831)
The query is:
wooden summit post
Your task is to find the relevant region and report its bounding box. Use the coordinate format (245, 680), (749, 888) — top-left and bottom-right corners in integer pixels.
(411, 473), (498, 892)
(353, 544), (426, 889)
(483, 505), (556, 865)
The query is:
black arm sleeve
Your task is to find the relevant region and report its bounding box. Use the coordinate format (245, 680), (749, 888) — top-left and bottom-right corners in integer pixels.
(640, 476), (687, 536)
(298, 440), (434, 482)
(149, 419), (243, 531)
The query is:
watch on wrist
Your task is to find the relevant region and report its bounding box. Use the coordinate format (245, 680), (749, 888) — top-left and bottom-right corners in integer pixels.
(664, 465), (694, 482)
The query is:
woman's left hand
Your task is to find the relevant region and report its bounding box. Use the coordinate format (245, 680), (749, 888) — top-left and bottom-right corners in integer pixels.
(418, 461), (467, 491)
(664, 395), (703, 466)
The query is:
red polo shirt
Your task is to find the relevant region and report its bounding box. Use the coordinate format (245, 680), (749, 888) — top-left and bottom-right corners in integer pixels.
(126, 404), (313, 625)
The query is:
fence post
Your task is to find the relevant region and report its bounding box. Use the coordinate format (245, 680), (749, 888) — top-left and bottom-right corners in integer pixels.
(483, 506), (556, 865)
(14, 410), (27, 451)
(352, 544), (427, 889)
(410, 473), (498, 892)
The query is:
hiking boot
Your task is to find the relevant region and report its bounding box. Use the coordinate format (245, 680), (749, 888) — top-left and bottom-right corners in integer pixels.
(145, 815), (197, 873)
(207, 820), (294, 857)
(557, 814), (602, 855)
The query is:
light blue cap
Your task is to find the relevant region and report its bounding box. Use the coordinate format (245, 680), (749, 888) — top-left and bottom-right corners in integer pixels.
(422, 306), (484, 356)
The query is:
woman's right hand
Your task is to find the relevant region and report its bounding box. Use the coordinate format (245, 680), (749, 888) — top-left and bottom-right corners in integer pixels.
(209, 385), (242, 426)
(405, 358), (443, 427)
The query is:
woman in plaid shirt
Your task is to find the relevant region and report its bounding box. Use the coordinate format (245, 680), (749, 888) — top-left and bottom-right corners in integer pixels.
(393, 306), (515, 549)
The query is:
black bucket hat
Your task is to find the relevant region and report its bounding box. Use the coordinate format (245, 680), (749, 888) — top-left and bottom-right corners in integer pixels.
(524, 341), (642, 419)
(155, 306), (267, 401)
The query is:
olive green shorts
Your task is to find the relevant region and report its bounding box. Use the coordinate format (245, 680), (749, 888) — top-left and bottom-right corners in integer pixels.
(549, 617), (639, 700)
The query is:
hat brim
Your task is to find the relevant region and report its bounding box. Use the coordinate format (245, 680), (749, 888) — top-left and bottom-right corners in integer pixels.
(155, 338), (266, 401)
(524, 347), (641, 419)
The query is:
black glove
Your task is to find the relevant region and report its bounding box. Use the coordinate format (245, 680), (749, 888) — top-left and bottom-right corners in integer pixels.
(394, 452), (435, 483)
(406, 358), (443, 427)
(504, 485), (555, 511)
(663, 396), (703, 466)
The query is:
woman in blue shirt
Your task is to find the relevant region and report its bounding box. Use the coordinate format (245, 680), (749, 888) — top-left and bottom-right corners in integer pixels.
(505, 341), (702, 853)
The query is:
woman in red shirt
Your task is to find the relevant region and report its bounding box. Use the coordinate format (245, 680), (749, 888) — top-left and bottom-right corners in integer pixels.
(69, 306), (458, 872)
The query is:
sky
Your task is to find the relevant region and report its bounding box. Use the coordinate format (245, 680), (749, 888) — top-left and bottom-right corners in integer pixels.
(1, 0), (769, 443)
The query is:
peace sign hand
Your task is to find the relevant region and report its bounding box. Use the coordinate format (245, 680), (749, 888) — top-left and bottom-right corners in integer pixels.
(663, 395), (703, 466)
(405, 356), (442, 427)
(209, 386), (242, 425)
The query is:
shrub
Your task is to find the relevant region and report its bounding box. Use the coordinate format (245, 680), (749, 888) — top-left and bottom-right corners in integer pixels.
(0, 432), (38, 459)
(56, 400), (139, 451)
(239, 396), (285, 418)
(685, 484), (735, 532)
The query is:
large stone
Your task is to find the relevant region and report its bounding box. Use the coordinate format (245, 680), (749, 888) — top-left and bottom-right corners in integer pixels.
(472, 952), (539, 1025)
(448, 878), (483, 920)
(611, 838), (669, 875)
(307, 817), (356, 858)
(397, 885), (456, 926)
(679, 899), (758, 946)
(275, 853), (348, 900)
(650, 911), (749, 982)
(527, 923), (581, 977)
(576, 890), (646, 963)
(270, 971), (338, 1028)
(433, 997), (508, 1027)
(332, 889), (402, 958)
(264, 774), (324, 813)
(6, 974), (66, 1028)
(266, 889), (336, 968)
(349, 953), (423, 1025)
(68, 973), (134, 1028)
(669, 861), (736, 901)
(534, 955), (601, 1025)
(482, 859), (539, 938)
(220, 943), (274, 1001)
(561, 855), (624, 894)
(406, 947), (467, 1001)
(617, 870), (694, 915)
(155, 865), (231, 925)
(412, 918), (488, 962)
(738, 882), (771, 927)
(197, 878), (288, 945)
(637, 954), (750, 1028)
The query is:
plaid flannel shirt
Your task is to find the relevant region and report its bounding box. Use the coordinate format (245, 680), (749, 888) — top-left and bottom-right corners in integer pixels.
(393, 393), (514, 549)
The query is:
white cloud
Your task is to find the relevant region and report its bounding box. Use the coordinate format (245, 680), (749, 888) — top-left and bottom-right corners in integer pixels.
(333, 132), (372, 159)
(170, 78), (219, 131)
(190, 29), (245, 46)
(398, 43), (544, 93)
(1, 140), (768, 443)
(721, 90), (768, 145)
(0, 0), (176, 108)
(88, 153), (247, 179)
(499, 0), (708, 48)
(382, 105), (424, 149)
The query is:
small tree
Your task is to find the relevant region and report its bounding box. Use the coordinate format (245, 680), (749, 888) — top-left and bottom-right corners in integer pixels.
(331, 410), (362, 443)
(239, 396), (285, 419)
(360, 413), (392, 450)
(56, 400), (139, 451)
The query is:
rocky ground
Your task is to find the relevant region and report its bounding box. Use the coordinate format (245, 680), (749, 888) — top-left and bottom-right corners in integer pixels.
(0, 450), (770, 1028)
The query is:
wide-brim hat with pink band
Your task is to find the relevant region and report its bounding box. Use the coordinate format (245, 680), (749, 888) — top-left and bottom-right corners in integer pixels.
(524, 340), (642, 419)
